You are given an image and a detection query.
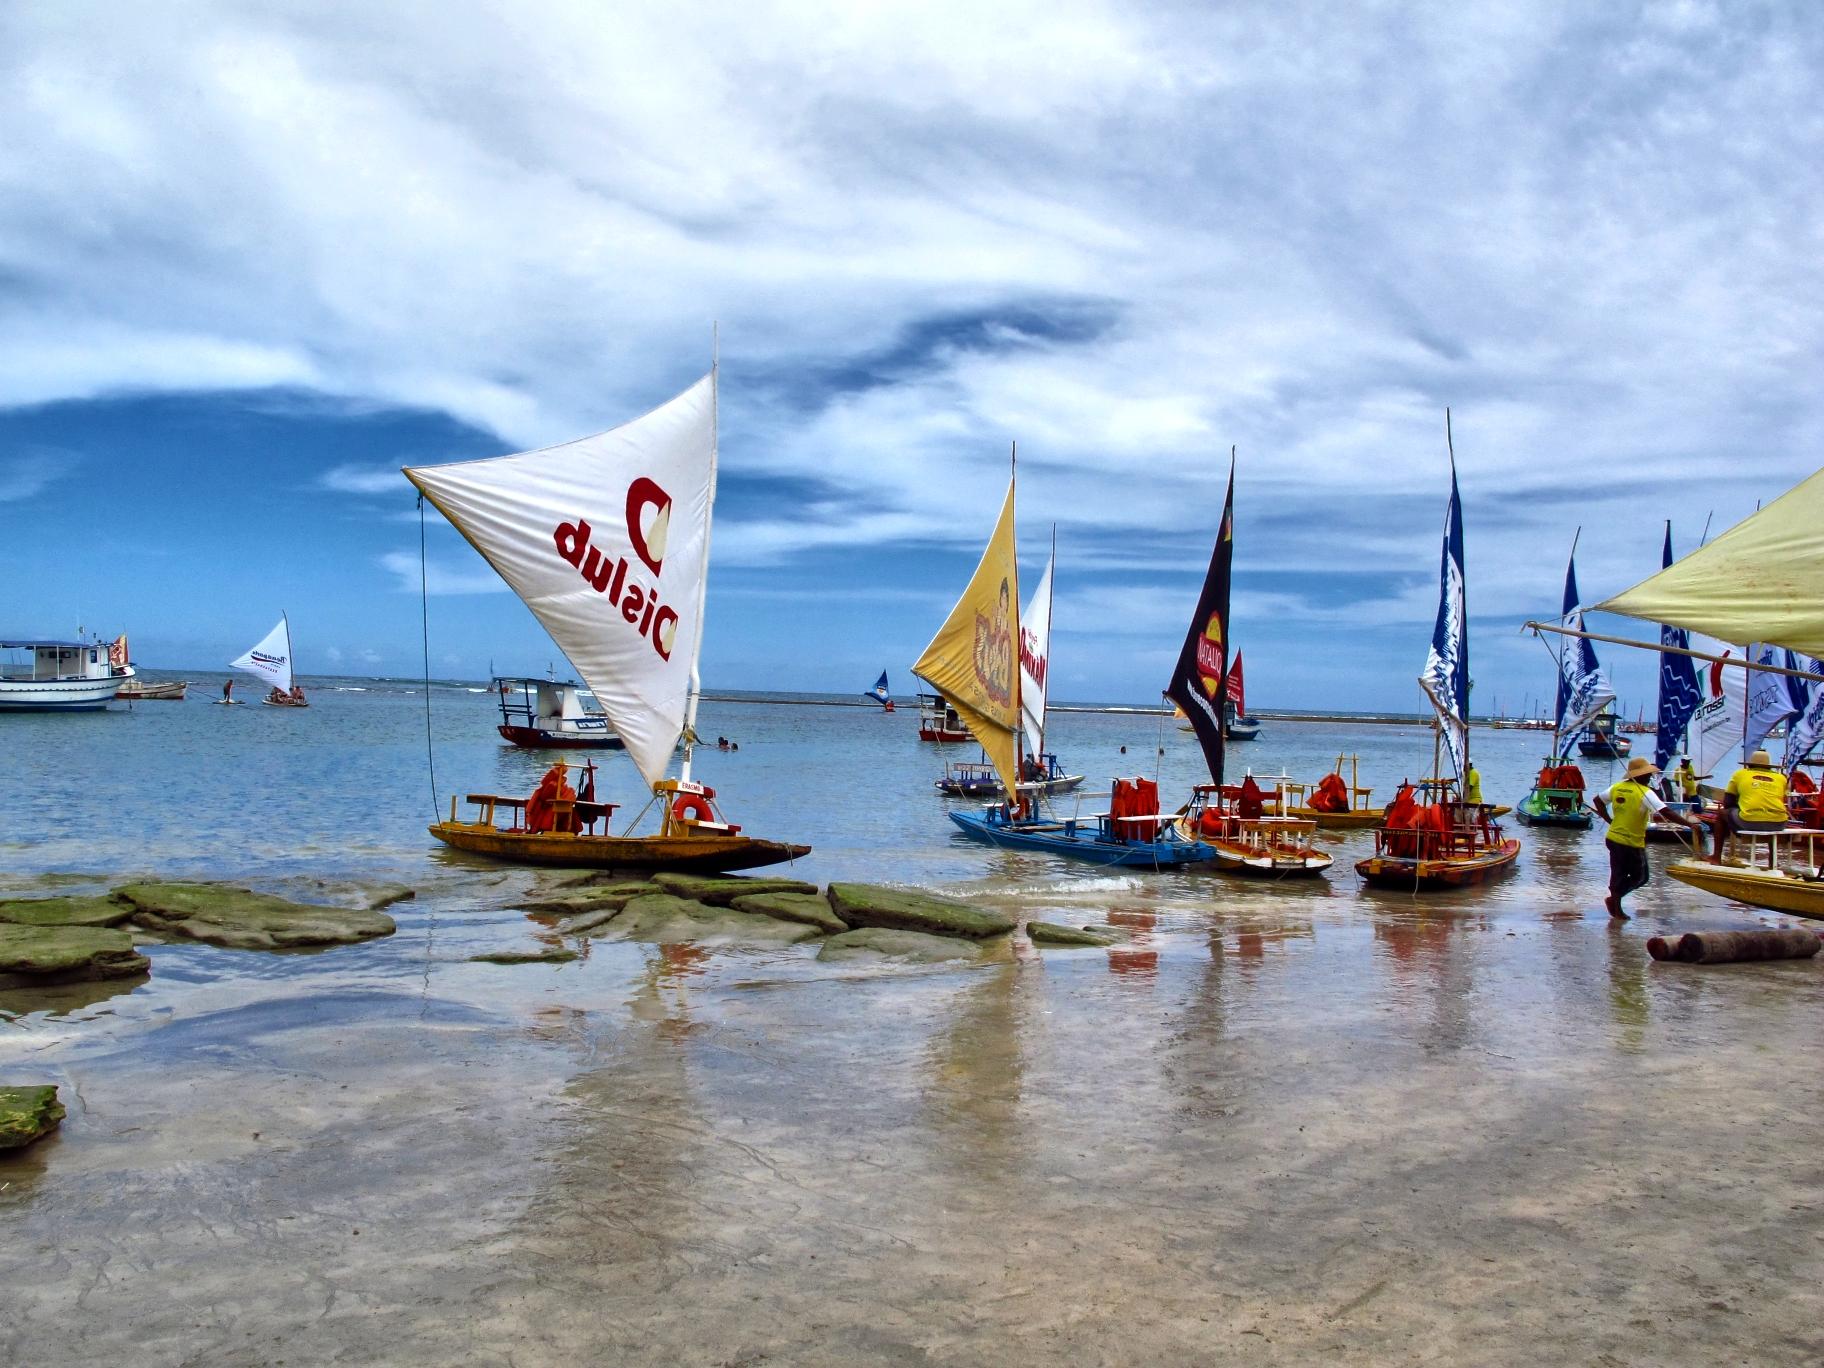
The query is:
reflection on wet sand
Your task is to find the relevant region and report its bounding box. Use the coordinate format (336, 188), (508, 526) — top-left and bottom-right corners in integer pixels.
(1371, 908), (1484, 1052)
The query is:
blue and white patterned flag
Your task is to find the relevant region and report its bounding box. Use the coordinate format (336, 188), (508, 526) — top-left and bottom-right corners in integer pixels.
(1784, 653), (1824, 775)
(1653, 523), (1702, 771)
(1554, 552), (1613, 748)
(1418, 460), (1469, 780)
(1744, 644), (1804, 759)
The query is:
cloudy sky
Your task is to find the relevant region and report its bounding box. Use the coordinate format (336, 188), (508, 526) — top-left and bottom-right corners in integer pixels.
(4, 1), (1819, 710)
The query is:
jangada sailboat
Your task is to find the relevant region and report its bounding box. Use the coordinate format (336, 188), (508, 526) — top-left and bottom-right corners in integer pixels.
(1515, 540), (1608, 829)
(233, 614), (308, 707)
(1356, 427), (1520, 891)
(1166, 458), (1330, 878)
(935, 538), (1083, 798)
(932, 468), (1205, 867)
(863, 670), (895, 711)
(403, 371), (809, 873)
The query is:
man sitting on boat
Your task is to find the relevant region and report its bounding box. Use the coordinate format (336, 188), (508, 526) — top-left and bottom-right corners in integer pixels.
(1710, 749), (1789, 861)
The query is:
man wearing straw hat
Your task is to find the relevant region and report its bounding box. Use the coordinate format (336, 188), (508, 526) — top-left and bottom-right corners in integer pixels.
(1592, 757), (1702, 919)
(1711, 748), (1789, 863)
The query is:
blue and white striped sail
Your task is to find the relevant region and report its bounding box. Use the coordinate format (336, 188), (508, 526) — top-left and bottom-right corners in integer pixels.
(1554, 552), (1613, 748)
(1417, 460), (1469, 781)
(863, 670), (892, 706)
(1653, 522), (1702, 771)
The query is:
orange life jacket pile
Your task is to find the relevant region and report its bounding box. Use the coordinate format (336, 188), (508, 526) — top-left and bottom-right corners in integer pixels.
(526, 765), (577, 833)
(1111, 777), (1161, 841)
(1788, 770), (1822, 828)
(1534, 763), (1586, 791)
(1381, 782), (1451, 858)
(1308, 773), (1349, 813)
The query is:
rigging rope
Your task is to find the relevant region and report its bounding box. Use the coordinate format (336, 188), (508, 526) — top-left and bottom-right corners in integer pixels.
(418, 494), (441, 818)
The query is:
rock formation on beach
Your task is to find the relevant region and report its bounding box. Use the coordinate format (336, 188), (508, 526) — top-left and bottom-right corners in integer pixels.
(0, 924), (150, 986)
(113, 883), (397, 950)
(0, 1085), (65, 1150)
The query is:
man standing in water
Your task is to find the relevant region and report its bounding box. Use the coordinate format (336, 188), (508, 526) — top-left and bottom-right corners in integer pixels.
(1592, 757), (1702, 919)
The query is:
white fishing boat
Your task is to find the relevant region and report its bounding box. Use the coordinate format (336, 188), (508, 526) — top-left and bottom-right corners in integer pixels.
(232, 615), (309, 707)
(0, 636), (136, 711)
(493, 676), (623, 749)
(404, 367), (809, 872)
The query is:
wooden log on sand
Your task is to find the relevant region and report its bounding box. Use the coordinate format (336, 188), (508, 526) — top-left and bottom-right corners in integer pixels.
(1647, 930), (1822, 964)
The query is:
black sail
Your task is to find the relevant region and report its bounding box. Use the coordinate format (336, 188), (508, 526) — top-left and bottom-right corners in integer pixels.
(1165, 460), (1234, 787)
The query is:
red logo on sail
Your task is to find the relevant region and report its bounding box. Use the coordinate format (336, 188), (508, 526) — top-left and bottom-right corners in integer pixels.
(553, 477), (681, 660)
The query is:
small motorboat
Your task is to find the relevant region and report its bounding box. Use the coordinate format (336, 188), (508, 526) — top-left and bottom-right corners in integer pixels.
(1577, 712), (1631, 758)
(1514, 759), (1594, 829)
(937, 751), (1083, 798)
(494, 676), (623, 749)
(116, 678), (187, 701)
(949, 777), (1215, 869)
(916, 692), (971, 743)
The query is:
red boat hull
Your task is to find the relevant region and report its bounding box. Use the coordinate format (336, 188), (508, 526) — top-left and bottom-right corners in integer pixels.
(498, 724), (625, 750)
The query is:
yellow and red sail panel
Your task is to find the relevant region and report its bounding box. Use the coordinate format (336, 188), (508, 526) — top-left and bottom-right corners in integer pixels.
(913, 477), (1021, 796)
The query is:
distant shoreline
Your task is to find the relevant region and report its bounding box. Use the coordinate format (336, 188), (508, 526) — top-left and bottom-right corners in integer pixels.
(697, 693), (1542, 728)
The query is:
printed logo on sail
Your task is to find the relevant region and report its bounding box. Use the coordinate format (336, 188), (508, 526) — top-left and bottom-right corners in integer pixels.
(553, 477), (681, 660)
(973, 576), (1015, 707)
(1019, 625), (1047, 691)
(1194, 612), (1224, 696)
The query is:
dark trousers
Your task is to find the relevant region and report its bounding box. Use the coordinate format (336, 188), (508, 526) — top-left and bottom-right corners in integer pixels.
(1607, 839), (1649, 902)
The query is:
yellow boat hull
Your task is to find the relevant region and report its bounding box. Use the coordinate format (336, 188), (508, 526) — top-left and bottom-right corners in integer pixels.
(429, 821), (811, 873)
(1666, 861), (1824, 920)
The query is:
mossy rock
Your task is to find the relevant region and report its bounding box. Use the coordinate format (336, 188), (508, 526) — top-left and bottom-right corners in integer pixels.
(0, 1086), (65, 1150)
(817, 928), (999, 963)
(651, 872), (820, 906)
(470, 948), (579, 965)
(594, 893), (821, 946)
(825, 883), (1015, 939)
(729, 892), (847, 935)
(1026, 920), (1116, 947)
(520, 881), (659, 916)
(114, 882), (395, 950)
(0, 897), (136, 928)
(552, 907), (624, 935)
(0, 925), (149, 984)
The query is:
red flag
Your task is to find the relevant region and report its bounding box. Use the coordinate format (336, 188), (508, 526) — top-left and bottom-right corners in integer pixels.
(108, 634), (129, 668)
(1225, 650), (1245, 715)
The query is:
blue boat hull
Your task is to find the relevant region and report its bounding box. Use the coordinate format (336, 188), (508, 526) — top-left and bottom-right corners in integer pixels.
(948, 809), (1214, 868)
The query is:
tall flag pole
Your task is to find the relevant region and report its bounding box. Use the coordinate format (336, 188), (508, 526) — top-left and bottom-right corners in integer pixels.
(1653, 521), (1702, 772)
(1165, 450), (1235, 788)
(1554, 534), (1614, 752)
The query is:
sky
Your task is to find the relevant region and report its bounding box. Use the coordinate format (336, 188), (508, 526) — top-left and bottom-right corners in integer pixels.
(3, 1), (1821, 712)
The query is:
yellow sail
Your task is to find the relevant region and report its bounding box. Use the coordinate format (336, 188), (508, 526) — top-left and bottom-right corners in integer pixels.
(1594, 468), (1824, 655)
(913, 476), (1021, 796)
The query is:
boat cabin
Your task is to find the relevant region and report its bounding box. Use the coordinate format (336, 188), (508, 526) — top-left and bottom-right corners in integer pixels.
(1, 639), (118, 683)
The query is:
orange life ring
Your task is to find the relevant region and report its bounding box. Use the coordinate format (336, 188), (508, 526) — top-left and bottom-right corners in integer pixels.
(671, 792), (716, 824)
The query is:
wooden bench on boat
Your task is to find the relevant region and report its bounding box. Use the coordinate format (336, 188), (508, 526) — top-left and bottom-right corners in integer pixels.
(459, 792), (620, 834)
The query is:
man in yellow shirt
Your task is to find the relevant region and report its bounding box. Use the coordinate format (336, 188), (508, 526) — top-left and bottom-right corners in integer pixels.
(1592, 757), (1701, 919)
(1676, 758), (1699, 801)
(1712, 748), (1789, 861)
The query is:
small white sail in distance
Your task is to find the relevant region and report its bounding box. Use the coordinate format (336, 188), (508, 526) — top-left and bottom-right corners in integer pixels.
(231, 614), (294, 693)
(1019, 553), (1053, 759)
(404, 375), (717, 791)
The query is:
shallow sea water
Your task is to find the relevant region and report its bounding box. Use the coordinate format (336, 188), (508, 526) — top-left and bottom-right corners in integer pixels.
(3, 685), (1821, 1365)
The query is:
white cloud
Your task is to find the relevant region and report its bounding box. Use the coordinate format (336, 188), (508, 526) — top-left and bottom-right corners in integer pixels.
(0, 452), (77, 502)
(0, 0), (1820, 703)
(380, 550), (509, 595)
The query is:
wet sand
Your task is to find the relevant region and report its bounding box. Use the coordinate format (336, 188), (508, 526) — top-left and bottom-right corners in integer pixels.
(4, 866), (1822, 1366)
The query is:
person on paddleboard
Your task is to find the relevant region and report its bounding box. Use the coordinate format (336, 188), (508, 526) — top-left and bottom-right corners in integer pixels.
(1592, 757), (1701, 919)
(222, 678), (233, 702)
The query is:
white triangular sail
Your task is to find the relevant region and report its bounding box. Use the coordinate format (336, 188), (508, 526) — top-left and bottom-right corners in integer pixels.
(1689, 632), (1748, 776)
(404, 375), (716, 791)
(231, 615), (294, 693)
(1018, 554), (1053, 759)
